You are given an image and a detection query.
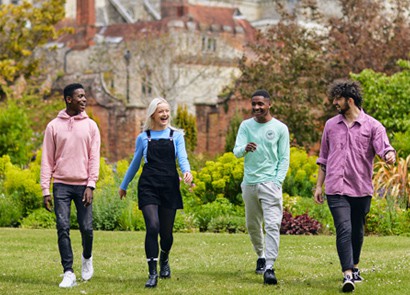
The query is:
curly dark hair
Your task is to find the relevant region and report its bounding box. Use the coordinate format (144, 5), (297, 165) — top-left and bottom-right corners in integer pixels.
(327, 79), (362, 107)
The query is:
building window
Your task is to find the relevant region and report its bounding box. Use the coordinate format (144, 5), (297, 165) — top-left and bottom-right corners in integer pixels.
(141, 71), (152, 97)
(201, 36), (217, 52)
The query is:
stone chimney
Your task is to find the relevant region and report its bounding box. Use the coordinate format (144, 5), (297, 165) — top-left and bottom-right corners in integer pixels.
(75, 0), (96, 47)
(160, 0), (188, 18)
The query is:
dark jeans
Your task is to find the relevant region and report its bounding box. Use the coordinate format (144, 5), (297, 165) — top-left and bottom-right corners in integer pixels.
(327, 195), (371, 272)
(53, 183), (93, 273)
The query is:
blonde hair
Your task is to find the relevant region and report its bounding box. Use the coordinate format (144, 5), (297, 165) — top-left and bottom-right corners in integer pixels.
(143, 97), (183, 134)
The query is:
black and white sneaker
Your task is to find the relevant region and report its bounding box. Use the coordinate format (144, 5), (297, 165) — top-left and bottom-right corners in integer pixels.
(342, 274), (355, 293)
(255, 258), (266, 274)
(352, 268), (363, 283)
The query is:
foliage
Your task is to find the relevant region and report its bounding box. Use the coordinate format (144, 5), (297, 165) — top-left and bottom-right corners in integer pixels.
(208, 215), (246, 233)
(283, 147), (318, 198)
(0, 101), (34, 165)
(174, 104), (197, 153)
(93, 186), (128, 231)
(190, 197), (243, 232)
(281, 210), (321, 235)
(283, 194), (335, 234)
(392, 128), (410, 157)
(0, 0), (67, 89)
(373, 155), (410, 209)
(236, 12), (327, 148)
(117, 200), (146, 231)
(224, 111), (243, 153)
(193, 152), (244, 205)
(232, 0), (410, 149)
(366, 196), (410, 236)
(20, 208), (56, 229)
(352, 61), (410, 137)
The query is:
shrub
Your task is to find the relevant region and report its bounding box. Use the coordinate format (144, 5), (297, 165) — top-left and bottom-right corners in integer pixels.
(208, 215), (246, 233)
(283, 147), (318, 198)
(191, 197), (243, 232)
(93, 187), (127, 230)
(283, 194), (334, 234)
(0, 192), (23, 227)
(281, 210), (321, 235)
(118, 200), (146, 231)
(193, 152), (244, 205)
(20, 208), (56, 229)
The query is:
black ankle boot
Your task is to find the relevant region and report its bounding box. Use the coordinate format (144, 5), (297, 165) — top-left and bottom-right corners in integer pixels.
(159, 250), (171, 278)
(145, 258), (158, 288)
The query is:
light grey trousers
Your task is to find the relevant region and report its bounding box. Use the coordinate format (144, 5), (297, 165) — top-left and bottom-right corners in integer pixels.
(241, 181), (283, 267)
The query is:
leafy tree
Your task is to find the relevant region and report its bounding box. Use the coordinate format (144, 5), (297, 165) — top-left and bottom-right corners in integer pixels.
(0, 0), (67, 94)
(174, 104), (197, 153)
(351, 60), (410, 138)
(236, 11), (328, 147)
(232, 0), (410, 149)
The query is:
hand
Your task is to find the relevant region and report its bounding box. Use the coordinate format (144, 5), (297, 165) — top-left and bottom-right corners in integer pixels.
(385, 151), (396, 165)
(313, 187), (324, 204)
(245, 142), (257, 152)
(119, 188), (127, 200)
(43, 195), (53, 212)
(183, 172), (193, 185)
(82, 187), (93, 207)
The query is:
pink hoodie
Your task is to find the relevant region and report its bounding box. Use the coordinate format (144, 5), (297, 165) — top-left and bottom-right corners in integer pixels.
(40, 110), (101, 196)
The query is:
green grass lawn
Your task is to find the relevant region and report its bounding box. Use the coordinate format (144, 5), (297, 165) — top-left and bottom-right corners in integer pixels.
(0, 228), (409, 294)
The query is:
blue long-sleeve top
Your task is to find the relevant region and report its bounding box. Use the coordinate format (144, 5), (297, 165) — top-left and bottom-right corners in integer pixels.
(120, 128), (191, 190)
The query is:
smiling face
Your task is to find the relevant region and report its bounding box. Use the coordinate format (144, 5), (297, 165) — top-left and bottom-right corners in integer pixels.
(151, 102), (170, 130)
(251, 95), (272, 123)
(333, 96), (350, 115)
(66, 88), (87, 116)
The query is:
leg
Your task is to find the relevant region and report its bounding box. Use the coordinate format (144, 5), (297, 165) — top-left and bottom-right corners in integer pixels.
(158, 207), (177, 252)
(73, 186), (93, 259)
(141, 204), (160, 287)
(350, 196), (371, 266)
(73, 186), (94, 281)
(53, 183), (74, 273)
(141, 204), (160, 258)
(241, 184), (264, 258)
(259, 182), (283, 268)
(327, 195), (354, 272)
(158, 206), (176, 278)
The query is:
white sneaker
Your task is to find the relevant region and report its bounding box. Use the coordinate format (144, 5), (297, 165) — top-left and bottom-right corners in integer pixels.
(59, 271), (77, 288)
(82, 255), (94, 281)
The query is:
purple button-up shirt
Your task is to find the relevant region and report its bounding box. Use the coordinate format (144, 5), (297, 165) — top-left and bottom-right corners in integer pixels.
(317, 110), (395, 197)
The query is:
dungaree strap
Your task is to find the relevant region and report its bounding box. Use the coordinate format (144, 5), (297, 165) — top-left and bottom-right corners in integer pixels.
(146, 130), (151, 141)
(169, 129), (174, 141)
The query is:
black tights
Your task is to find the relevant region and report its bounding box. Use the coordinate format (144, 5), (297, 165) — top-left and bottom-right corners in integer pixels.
(141, 204), (177, 258)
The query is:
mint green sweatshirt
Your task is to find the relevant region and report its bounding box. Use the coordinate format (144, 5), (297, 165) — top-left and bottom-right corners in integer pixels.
(40, 110), (101, 196)
(233, 118), (290, 186)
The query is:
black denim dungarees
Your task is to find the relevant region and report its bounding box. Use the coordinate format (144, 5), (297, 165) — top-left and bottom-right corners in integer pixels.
(137, 129), (183, 209)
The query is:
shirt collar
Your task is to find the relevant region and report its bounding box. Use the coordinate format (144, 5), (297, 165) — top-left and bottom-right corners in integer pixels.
(336, 109), (366, 126)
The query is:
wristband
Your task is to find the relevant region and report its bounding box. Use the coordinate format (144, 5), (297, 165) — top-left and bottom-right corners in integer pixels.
(87, 186), (95, 191)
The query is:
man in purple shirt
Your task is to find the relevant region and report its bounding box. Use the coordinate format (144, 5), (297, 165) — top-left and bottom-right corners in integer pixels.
(314, 79), (395, 293)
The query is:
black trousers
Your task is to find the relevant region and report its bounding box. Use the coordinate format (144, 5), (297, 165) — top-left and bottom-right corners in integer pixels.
(53, 183), (93, 273)
(327, 195), (371, 272)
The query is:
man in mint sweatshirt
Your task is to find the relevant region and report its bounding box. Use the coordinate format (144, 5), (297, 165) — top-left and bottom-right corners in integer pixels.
(233, 89), (290, 285)
(41, 83), (101, 288)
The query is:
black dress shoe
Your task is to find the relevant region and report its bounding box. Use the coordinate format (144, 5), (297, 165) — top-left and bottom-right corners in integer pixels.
(263, 269), (278, 285)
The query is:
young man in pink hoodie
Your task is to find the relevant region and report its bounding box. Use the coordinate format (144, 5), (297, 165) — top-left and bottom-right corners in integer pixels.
(41, 83), (101, 288)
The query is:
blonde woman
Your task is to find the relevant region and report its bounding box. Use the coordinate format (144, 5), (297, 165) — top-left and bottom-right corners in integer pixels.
(119, 98), (193, 288)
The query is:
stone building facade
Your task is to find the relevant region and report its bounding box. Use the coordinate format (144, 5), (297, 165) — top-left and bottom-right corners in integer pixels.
(48, 0), (256, 161)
